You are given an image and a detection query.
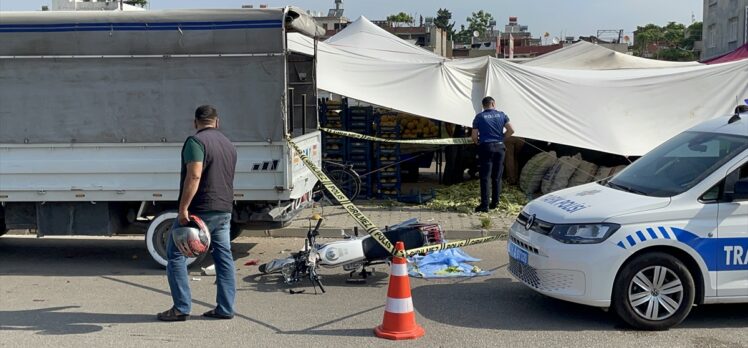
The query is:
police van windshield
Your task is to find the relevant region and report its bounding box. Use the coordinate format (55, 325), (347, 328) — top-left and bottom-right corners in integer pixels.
(606, 131), (748, 197)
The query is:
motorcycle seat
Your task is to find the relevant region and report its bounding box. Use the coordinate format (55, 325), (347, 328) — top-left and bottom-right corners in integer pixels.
(362, 227), (425, 260)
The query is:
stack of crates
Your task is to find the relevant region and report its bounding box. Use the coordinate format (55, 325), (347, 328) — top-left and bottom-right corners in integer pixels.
(345, 106), (374, 198)
(375, 112), (401, 199)
(320, 99), (346, 163)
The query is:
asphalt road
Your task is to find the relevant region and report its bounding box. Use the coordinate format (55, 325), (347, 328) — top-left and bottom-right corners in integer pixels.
(2, 235), (748, 348)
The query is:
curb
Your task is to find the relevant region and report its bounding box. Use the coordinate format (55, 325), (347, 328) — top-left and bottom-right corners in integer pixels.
(239, 227), (509, 240)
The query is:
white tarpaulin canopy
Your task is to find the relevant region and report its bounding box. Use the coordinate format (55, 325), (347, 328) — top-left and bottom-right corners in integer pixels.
(521, 41), (702, 70)
(290, 17), (748, 156)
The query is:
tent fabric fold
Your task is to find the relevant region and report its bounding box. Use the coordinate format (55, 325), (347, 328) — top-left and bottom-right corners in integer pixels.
(703, 43), (748, 65)
(289, 17), (748, 156)
(521, 41), (701, 70)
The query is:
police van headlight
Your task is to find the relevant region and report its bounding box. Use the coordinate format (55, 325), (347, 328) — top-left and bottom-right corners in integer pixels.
(549, 223), (620, 244)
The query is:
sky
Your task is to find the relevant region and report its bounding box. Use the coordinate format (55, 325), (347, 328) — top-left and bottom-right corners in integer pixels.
(0, 0), (703, 38)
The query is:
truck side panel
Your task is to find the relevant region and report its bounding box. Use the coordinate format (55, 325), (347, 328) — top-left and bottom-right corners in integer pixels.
(0, 56), (285, 144)
(0, 143), (290, 202)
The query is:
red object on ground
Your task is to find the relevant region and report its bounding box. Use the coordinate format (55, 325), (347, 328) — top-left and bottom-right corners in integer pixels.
(374, 241), (425, 340)
(244, 259), (260, 266)
(703, 43), (748, 64)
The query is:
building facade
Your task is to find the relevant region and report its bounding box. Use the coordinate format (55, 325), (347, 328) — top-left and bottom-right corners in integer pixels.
(453, 17), (563, 59)
(702, 0), (748, 60)
(48, 0), (145, 11)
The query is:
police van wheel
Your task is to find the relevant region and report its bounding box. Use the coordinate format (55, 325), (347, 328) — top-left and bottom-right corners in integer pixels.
(145, 211), (204, 268)
(612, 252), (694, 330)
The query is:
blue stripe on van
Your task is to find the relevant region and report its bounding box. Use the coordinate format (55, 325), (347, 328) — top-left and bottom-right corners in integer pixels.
(626, 235), (637, 247)
(658, 226), (671, 239)
(646, 228), (659, 240)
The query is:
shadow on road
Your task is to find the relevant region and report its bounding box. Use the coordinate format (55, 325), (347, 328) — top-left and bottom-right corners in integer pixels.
(0, 236), (256, 277)
(277, 305), (384, 337)
(412, 277), (616, 331)
(413, 277), (748, 331)
(0, 306), (153, 335)
(241, 268), (388, 294)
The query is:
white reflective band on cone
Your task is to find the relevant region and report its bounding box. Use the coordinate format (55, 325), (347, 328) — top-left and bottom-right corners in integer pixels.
(390, 263), (408, 277)
(385, 297), (414, 314)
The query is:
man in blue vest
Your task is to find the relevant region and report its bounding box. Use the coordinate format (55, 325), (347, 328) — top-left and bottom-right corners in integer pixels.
(158, 105), (238, 321)
(472, 96), (515, 213)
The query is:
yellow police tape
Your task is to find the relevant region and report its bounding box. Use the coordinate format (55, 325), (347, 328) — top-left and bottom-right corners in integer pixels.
(402, 235), (502, 258)
(286, 135), (500, 258)
(287, 135), (396, 256)
(320, 127), (474, 145)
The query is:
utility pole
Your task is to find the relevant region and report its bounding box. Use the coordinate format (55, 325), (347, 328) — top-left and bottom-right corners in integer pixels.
(119, 0), (123, 11)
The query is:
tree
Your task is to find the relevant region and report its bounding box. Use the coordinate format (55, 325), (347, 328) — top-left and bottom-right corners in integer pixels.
(633, 21), (701, 61)
(453, 24), (471, 44)
(434, 8), (455, 39)
(387, 12), (414, 27)
(123, 0), (148, 7)
(466, 10), (494, 37)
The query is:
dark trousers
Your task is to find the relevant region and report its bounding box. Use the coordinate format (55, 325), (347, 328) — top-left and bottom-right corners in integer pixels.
(478, 142), (506, 208)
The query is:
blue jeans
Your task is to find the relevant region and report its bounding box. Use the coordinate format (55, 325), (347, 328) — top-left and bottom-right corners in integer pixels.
(166, 211), (235, 315)
(478, 142), (506, 208)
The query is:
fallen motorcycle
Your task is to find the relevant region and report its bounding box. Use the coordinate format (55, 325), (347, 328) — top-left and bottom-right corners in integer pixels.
(258, 218), (444, 293)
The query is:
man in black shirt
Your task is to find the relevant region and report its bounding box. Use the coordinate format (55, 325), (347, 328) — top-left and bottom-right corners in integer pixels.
(158, 105), (238, 321)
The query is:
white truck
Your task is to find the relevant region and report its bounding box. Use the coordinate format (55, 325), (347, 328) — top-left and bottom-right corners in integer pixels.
(0, 8), (324, 266)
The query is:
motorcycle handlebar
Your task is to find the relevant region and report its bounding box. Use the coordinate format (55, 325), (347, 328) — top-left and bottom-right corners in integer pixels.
(314, 218), (323, 231)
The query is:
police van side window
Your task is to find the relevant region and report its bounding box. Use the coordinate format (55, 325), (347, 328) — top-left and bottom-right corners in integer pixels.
(701, 162), (748, 202)
(701, 182), (723, 202)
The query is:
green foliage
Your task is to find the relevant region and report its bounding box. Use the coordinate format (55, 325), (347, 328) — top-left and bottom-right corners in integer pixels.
(387, 12), (414, 27)
(633, 21), (702, 61)
(123, 0), (147, 7)
(466, 10), (494, 36)
(479, 216), (492, 229)
(453, 24), (472, 44)
(434, 8), (455, 39)
(425, 180), (527, 216)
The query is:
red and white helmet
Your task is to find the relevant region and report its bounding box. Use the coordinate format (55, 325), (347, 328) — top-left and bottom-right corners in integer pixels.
(171, 215), (211, 258)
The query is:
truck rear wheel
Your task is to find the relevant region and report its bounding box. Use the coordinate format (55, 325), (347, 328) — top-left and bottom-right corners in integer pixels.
(612, 252), (694, 330)
(230, 222), (243, 241)
(145, 212), (204, 268)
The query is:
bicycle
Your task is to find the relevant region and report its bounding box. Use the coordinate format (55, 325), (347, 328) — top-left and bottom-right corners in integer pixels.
(312, 159), (362, 204)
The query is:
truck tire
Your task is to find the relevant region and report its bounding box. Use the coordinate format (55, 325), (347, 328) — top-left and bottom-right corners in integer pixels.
(612, 252), (695, 330)
(230, 222), (243, 241)
(145, 212), (204, 268)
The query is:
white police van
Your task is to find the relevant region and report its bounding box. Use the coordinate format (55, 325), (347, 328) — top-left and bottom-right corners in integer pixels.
(508, 105), (748, 330)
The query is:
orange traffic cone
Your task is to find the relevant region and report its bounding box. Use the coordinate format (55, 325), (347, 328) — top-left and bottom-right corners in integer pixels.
(374, 241), (425, 340)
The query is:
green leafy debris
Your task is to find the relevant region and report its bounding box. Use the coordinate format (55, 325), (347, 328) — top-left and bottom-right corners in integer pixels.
(424, 180), (528, 216)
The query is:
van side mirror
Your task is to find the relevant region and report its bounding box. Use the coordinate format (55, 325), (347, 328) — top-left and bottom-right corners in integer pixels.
(734, 178), (748, 200)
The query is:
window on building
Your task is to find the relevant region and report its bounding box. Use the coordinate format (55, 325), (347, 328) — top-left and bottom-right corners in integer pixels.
(708, 24), (717, 48)
(729, 17), (738, 42)
(708, 0), (718, 6)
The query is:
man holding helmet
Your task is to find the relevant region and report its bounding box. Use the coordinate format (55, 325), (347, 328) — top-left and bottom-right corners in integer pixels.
(157, 105), (238, 321)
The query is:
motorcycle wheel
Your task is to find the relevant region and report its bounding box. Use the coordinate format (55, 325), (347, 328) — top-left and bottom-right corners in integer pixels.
(258, 263), (268, 274)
